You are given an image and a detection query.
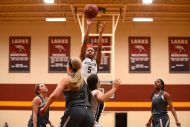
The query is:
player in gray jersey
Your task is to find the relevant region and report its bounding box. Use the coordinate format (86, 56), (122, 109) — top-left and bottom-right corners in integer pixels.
(146, 79), (181, 127)
(40, 58), (94, 127)
(80, 19), (105, 82)
(28, 83), (54, 127)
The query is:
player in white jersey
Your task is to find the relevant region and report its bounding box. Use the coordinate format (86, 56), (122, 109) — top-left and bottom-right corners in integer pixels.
(81, 57), (98, 82)
(87, 74), (121, 127)
(80, 19), (105, 82)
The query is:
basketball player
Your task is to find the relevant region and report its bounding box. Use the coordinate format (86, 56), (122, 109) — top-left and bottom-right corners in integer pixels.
(40, 58), (94, 127)
(87, 74), (121, 127)
(80, 18), (105, 82)
(28, 83), (54, 127)
(146, 79), (181, 127)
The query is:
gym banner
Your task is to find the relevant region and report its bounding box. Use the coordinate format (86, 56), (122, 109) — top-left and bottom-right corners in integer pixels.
(9, 36), (31, 73)
(169, 37), (190, 73)
(48, 36), (70, 73)
(129, 36), (151, 73)
(89, 36), (111, 73)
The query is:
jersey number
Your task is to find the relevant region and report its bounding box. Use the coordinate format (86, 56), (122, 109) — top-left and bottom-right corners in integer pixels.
(88, 66), (92, 73)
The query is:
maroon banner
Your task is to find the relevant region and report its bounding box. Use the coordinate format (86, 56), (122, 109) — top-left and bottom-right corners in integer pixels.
(129, 36), (151, 73)
(9, 36), (31, 73)
(169, 37), (190, 73)
(89, 36), (111, 73)
(48, 36), (70, 73)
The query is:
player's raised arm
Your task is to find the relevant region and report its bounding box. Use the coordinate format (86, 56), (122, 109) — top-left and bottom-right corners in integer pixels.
(80, 19), (93, 61)
(96, 22), (105, 66)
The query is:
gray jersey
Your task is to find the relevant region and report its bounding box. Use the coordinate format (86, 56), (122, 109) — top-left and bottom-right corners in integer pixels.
(64, 83), (91, 108)
(28, 96), (49, 127)
(60, 83), (94, 127)
(152, 90), (168, 115)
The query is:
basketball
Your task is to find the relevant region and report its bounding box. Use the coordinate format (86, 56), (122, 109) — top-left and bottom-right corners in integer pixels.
(84, 4), (98, 19)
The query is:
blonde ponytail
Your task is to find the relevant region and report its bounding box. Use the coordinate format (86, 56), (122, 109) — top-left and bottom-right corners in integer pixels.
(68, 57), (84, 91)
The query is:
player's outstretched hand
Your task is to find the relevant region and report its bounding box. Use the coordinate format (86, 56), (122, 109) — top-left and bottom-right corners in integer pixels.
(176, 121), (181, 127)
(99, 22), (105, 34)
(112, 78), (121, 90)
(86, 18), (93, 25)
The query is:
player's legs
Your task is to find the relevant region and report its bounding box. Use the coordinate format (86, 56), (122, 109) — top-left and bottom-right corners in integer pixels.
(152, 114), (170, 127)
(81, 106), (94, 127)
(60, 106), (94, 127)
(160, 114), (170, 127)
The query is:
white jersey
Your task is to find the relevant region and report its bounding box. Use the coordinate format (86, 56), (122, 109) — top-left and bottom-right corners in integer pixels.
(81, 57), (98, 82)
(91, 90), (104, 125)
(91, 90), (100, 116)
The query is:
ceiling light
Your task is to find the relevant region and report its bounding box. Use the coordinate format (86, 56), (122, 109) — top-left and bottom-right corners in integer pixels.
(143, 0), (153, 4)
(133, 18), (153, 22)
(43, 0), (54, 4)
(46, 18), (66, 22)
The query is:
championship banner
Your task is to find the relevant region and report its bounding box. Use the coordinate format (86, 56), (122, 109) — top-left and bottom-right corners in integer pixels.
(48, 36), (70, 73)
(169, 37), (190, 73)
(129, 36), (151, 73)
(9, 36), (31, 73)
(89, 36), (111, 73)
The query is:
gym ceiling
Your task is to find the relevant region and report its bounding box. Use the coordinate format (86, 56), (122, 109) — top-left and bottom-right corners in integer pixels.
(0, 0), (190, 23)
